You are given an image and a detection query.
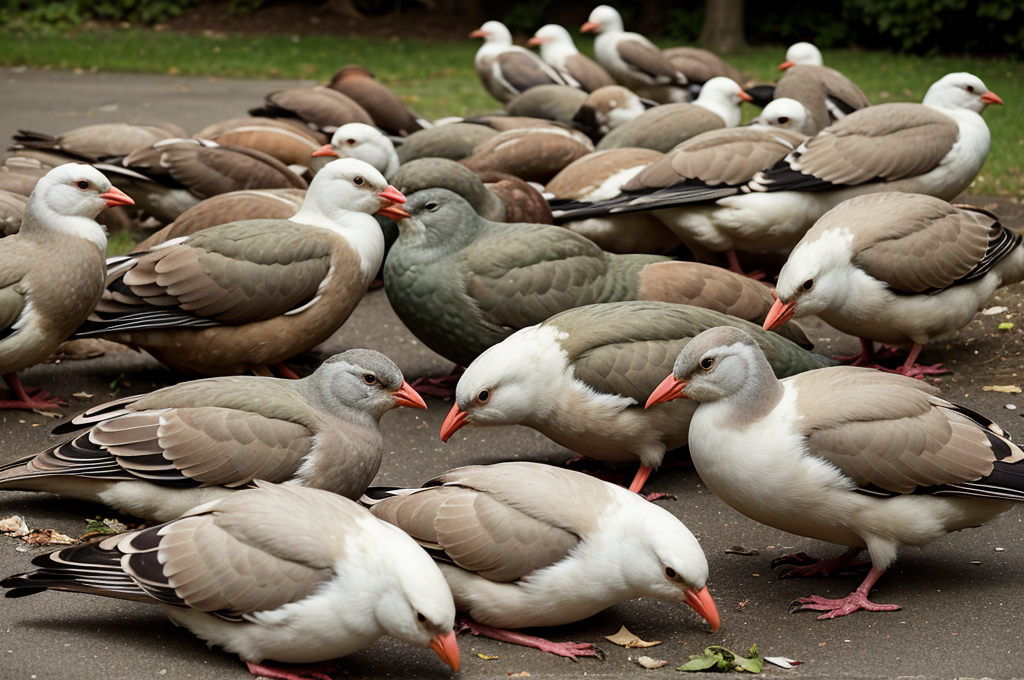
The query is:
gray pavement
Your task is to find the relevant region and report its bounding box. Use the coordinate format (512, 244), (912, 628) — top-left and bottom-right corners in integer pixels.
(2, 67), (1024, 680)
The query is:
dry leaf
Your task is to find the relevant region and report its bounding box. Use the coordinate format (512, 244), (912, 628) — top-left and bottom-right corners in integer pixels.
(982, 306), (1009, 315)
(636, 656), (668, 669)
(982, 385), (1022, 394)
(506, 672), (531, 678)
(24, 529), (77, 546)
(72, 392), (94, 399)
(477, 653), (499, 660)
(604, 625), (660, 648)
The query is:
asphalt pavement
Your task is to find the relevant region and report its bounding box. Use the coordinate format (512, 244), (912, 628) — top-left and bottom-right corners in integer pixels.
(2, 67), (1024, 680)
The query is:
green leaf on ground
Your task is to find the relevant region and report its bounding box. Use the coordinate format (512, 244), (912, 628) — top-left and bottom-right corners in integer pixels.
(677, 645), (763, 673)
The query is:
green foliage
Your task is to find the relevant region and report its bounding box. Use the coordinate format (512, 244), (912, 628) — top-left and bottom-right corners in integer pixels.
(845, 0), (1024, 53)
(503, 0), (552, 33)
(0, 0), (202, 26)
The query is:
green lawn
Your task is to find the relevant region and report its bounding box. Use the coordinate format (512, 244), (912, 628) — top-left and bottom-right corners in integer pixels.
(2, 27), (1021, 196)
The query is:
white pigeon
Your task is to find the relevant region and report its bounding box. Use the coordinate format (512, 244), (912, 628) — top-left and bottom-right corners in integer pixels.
(764, 192), (1024, 377)
(312, 122), (400, 178)
(2, 482), (460, 678)
(646, 326), (1024, 619)
(471, 20), (567, 103)
(368, 462), (719, 657)
(581, 5), (687, 94)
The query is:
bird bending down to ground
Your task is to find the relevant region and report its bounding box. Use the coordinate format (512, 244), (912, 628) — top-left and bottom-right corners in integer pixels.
(440, 301), (832, 494)
(764, 192), (1024, 377)
(73, 159), (407, 377)
(646, 326), (1024, 619)
(367, 462), (718, 657)
(2, 482), (460, 680)
(0, 349), (426, 522)
(0, 164), (134, 410)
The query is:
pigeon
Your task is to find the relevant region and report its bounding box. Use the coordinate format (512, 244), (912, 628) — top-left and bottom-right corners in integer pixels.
(764, 192), (1024, 377)
(367, 462), (719, 657)
(0, 349), (426, 521)
(0, 164), (133, 410)
(471, 20), (568, 103)
(647, 326), (1024, 619)
(2, 482), (460, 679)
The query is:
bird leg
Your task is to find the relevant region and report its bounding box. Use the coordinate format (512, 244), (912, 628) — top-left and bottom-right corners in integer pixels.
(0, 373), (65, 410)
(771, 547), (870, 579)
(789, 567), (901, 619)
(244, 660), (339, 680)
(409, 365), (465, 399)
(724, 249), (766, 280)
(834, 340), (946, 379)
(890, 344), (947, 379)
(456, 617), (604, 660)
(271, 363), (303, 380)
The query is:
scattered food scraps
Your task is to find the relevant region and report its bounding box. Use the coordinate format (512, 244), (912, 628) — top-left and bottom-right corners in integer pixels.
(83, 518), (129, 536)
(72, 391), (94, 399)
(983, 385), (1022, 394)
(477, 653), (499, 660)
(998, 322), (1015, 330)
(507, 672), (531, 677)
(982, 306), (1009, 315)
(637, 656), (668, 669)
(605, 626), (661, 648)
(677, 645), (762, 673)
(0, 515), (29, 537)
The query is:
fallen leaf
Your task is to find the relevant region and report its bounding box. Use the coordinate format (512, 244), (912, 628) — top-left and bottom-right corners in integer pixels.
(31, 409), (62, 419)
(506, 672), (531, 678)
(24, 529), (77, 546)
(677, 645), (762, 673)
(83, 518), (129, 535)
(982, 306), (1009, 315)
(998, 322), (1015, 330)
(724, 545), (759, 556)
(477, 653), (499, 660)
(982, 385), (1022, 394)
(604, 625), (661, 648)
(764, 656), (802, 669)
(637, 656), (668, 669)
(72, 392), (94, 399)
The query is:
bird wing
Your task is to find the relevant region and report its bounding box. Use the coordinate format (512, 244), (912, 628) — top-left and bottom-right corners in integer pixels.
(615, 38), (683, 83)
(791, 367), (1024, 496)
(157, 144), (308, 198)
(847, 197), (1019, 294)
(79, 221), (333, 334)
(0, 255), (28, 343)
(757, 103), (958, 191)
(563, 54), (616, 92)
(461, 223), (611, 329)
(494, 50), (564, 94)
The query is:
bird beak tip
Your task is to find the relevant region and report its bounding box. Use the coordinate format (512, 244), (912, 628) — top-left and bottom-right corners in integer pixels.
(439, 404), (468, 442)
(430, 630), (461, 672)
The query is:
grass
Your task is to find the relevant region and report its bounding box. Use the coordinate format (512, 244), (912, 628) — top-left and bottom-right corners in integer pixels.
(1, 26), (1021, 196)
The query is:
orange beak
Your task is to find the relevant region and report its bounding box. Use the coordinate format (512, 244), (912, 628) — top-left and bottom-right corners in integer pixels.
(580, 21), (600, 33)
(779, 60), (795, 70)
(311, 143), (338, 158)
(469, 28), (487, 38)
(685, 586), (721, 633)
(738, 90), (754, 102)
(99, 186), (135, 209)
(392, 380), (427, 410)
(429, 630), (461, 671)
(645, 373), (688, 409)
(527, 35), (545, 46)
(376, 185), (410, 220)
(440, 403), (469, 442)
(763, 296), (797, 331)
(981, 91), (1004, 106)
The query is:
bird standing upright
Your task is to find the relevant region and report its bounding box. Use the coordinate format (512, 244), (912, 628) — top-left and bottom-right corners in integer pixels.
(647, 326), (1024, 619)
(0, 164), (134, 409)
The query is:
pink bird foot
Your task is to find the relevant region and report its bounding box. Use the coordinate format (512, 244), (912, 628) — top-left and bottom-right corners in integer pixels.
(457, 618), (604, 660)
(790, 592), (901, 619)
(0, 374), (65, 411)
(410, 366), (465, 399)
(890, 362), (948, 379)
(771, 548), (870, 579)
(245, 660), (340, 680)
(788, 566), (900, 619)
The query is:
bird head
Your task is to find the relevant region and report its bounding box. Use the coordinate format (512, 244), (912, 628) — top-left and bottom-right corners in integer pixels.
(581, 5), (622, 34)
(923, 72), (1002, 114)
(313, 123), (398, 178)
(780, 41), (822, 69)
(306, 349), (425, 420)
(646, 327), (767, 407)
(470, 20), (512, 45)
(300, 158), (407, 221)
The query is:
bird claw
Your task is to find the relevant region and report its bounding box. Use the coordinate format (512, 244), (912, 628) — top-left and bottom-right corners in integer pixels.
(244, 660), (338, 680)
(771, 549), (869, 579)
(642, 491), (677, 502)
(789, 593), (901, 619)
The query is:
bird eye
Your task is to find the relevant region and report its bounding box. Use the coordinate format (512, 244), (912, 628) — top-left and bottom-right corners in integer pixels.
(76, 180), (91, 190)
(665, 567), (677, 579)
(802, 278), (814, 291)
(353, 176), (365, 186)
(966, 85), (975, 93)
(346, 138), (357, 146)
(477, 389), (490, 403)
(778, 116), (789, 124)
(425, 202), (440, 212)
(417, 612), (426, 623)
(699, 357), (715, 370)
(363, 373), (377, 385)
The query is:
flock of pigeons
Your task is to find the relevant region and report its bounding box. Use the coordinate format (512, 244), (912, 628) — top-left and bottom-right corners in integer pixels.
(0, 4), (1022, 679)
